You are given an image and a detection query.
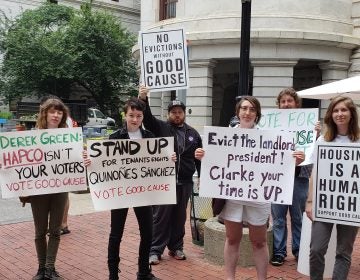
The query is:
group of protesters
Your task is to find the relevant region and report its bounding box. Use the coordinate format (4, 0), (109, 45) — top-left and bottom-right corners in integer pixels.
(25, 89), (202, 280)
(17, 85), (359, 280)
(196, 89), (358, 280)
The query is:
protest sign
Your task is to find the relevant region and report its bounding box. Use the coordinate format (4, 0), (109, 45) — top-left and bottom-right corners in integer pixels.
(0, 127), (87, 198)
(312, 142), (360, 227)
(199, 127), (296, 204)
(86, 137), (176, 211)
(140, 28), (189, 92)
(257, 108), (318, 165)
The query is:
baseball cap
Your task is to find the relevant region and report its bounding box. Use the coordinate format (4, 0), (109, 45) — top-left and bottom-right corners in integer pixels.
(167, 100), (186, 112)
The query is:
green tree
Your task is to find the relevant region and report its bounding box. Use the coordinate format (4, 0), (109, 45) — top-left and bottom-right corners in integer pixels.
(0, 1), (138, 114)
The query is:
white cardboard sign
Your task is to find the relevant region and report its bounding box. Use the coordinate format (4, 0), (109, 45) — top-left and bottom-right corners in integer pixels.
(199, 127), (296, 204)
(258, 108), (318, 165)
(0, 127), (87, 198)
(86, 137), (176, 211)
(312, 142), (360, 227)
(140, 28), (189, 92)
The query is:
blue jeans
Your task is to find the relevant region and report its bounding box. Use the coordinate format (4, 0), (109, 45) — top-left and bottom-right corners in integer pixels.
(271, 177), (309, 258)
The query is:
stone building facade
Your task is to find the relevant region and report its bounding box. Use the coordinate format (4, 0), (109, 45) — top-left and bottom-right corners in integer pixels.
(0, 0), (140, 33)
(136, 0), (360, 133)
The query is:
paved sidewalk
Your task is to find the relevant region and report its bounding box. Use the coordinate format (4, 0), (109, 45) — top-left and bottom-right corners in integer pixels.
(0, 194), (359, 279)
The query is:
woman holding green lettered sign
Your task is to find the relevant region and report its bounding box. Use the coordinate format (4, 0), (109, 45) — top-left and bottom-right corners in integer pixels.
(306, 96), (360, 280)
(30, 98), (73, 280)
(195, 96), (305, 280)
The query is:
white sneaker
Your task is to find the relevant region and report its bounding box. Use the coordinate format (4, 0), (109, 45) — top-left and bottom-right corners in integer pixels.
(149, 255), (160, 265)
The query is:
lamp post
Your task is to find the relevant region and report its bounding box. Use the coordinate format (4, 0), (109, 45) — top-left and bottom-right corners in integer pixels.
(238, 0), (252, 97)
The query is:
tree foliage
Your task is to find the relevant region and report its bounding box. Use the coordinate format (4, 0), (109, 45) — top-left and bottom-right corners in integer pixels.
(0, 1), (138, 113)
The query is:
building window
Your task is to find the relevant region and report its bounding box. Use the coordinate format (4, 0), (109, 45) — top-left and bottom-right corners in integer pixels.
(159, 0), (177, 20)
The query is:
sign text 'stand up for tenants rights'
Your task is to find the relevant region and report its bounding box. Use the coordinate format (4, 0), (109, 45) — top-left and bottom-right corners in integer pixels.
(0, 127), (87, 198)
(313, 142), (360, 227)
(199, 127), (296, 204)
(86, 137), (176, 211)
(140, 29), (189, 92)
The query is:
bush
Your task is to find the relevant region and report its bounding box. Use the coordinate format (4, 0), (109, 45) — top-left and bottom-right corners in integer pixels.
(0, 111), (12, 119)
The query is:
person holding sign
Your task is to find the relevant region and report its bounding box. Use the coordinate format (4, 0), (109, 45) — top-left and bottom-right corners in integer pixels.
(30, 98), (72, 280)
(138, 86), (202, 265)
(40, 95), (75, 237)
(271, 88), (320, 266)
(98, 98), (162, 280)
(306, 96), (359, 280)
(195, 96), (305, 280)
(195, 97), (269, 280)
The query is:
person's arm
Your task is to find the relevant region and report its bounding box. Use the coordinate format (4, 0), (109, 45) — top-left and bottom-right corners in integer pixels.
(171, 152), (177, 162)
(194, 136), (203, 177)
(194, 148), (205, 160)
(315, 121), (321, 140)
(138, 85), (164, 134)
(305, 172), (314, 221)
(82, 150), (91, 167)
(292, 150), (305, 166)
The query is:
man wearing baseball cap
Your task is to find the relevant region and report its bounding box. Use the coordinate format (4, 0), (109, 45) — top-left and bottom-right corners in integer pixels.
(167, 100), (186, 112)
(139, 86), (202, 265)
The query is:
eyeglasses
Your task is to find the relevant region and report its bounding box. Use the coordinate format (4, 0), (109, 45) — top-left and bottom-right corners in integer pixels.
(239, 106), (256, 114)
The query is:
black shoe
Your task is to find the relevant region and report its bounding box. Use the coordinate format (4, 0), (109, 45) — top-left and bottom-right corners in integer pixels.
(109, 268), (120, 280)
(60, 227), (71, 235)
(45, 268), (63, 280)
(137, 272), (161, 280)
(32, 267), (45, 280)
(270, 255), (285, 266)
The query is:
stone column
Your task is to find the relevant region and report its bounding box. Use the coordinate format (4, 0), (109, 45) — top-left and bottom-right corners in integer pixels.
(319, 62), (350, 83)
(318, 61), (351, 118)
(349, 0), (360, 77)
(186, 59), (217, 134)
(251, 59), (298, 108)
(348, 49), (360, 77)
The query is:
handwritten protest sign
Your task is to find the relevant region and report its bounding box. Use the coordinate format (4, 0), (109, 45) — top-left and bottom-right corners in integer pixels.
(312, 142), (360, 227)
(140, 28), (189, 92)
(199, 127), (296, 204)
(86, 137), (176, 211)
(257, 108), (318, 165)
(0, 127), (87, 198)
